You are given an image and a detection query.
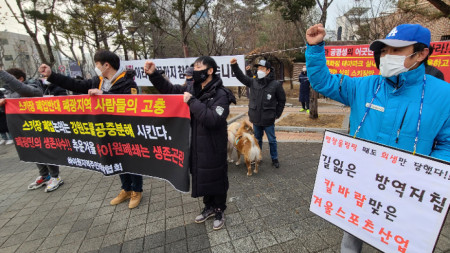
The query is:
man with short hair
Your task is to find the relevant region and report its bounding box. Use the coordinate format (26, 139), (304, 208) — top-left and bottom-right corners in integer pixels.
(230, 58), (286, 168)
(305, 23), (450, 253)
(39, 50), (144, 208)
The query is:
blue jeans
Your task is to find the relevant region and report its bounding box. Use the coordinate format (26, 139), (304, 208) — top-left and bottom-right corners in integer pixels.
(253, 124), (278, 160)
(120, 174), (143, 192)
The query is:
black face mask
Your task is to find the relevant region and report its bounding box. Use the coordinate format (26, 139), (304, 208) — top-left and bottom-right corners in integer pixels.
(193, 69), (209, 83)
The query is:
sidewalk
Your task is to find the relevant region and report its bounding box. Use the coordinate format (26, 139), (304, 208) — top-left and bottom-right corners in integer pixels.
(0, 101), (448, 253)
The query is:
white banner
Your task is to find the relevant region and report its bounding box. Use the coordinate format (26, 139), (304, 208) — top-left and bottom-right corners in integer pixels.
(310, 131), (450, 253)
(122, 55), (246, 86)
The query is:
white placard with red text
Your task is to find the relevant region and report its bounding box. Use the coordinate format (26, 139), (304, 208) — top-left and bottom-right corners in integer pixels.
(310, 130), (450, 253)
(122, 55), (246, 87)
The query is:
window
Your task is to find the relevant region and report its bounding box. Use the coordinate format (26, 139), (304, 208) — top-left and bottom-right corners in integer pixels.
(4, 55), (13, 61)
(0, 39), (8, 45)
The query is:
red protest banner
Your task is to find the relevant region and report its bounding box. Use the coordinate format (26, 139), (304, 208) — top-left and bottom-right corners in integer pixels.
(5, 94), (191, 192)
(325, 41), (450, 82)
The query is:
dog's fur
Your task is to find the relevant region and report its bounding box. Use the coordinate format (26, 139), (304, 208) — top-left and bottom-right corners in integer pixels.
(227, 120), (254, 162)
(234, 121), (262, 176)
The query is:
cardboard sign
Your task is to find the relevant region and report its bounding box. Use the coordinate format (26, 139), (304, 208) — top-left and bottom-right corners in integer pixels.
(310, 130), (450, 253)
(123, 55), (246, 86)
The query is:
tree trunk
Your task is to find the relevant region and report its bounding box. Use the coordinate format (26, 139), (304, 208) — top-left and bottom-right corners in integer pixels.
(426, 0), (450, 16)
(309, 90), (319, 119)
(117, 19), (129, 60)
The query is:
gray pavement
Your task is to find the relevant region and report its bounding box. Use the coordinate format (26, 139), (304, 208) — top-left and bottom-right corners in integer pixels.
(0, 142), (449, 253)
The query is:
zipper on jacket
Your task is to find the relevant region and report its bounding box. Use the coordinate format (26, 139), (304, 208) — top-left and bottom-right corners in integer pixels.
(338, 75), (344, 92)
(396, 108), (408, 143)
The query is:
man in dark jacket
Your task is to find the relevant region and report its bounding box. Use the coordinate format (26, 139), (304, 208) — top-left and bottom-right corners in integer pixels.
(39, 50), (143, 209)
(230, 58), (286, 168)
(298, 66), (310, 112)
(144, 56), (236, 231)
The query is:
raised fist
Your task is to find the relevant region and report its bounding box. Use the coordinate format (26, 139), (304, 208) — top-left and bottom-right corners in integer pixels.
(38, 64), (52, 77)
(306, 24), (326, 45)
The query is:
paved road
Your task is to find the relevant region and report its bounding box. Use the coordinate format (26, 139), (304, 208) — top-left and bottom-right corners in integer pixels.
(0, 141), (449, 253)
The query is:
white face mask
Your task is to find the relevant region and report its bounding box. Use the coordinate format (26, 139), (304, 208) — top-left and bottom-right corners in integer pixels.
(257, 70), (266, 79)
(302, 68), (306, 72)
(94, 66), (104, 77)
(379, 53), (417, 78)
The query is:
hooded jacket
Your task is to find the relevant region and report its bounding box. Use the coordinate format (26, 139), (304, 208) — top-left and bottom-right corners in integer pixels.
(148, 71), (236, 197)
(231, 64), (286, 126)
(47, 66), (138, 95)
(306, 42), (450, 161)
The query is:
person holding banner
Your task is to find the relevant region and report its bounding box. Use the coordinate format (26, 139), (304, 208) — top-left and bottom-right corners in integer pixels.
(144, 56), (236, 230)
(230, 58), (286, 168)
(305, 23), (450, 252)
(39, 50), (144, 209)
(0, 68), (66, 192)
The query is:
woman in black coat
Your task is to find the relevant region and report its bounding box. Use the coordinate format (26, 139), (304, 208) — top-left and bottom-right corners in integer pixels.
(144, 56), (236, 231)
(299, 66), (310, 112)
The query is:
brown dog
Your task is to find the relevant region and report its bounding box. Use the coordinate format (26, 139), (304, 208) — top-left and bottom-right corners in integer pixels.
(234, 121), (262, 176)
(227, 122), (241, 163)
(227, 120), (254, 162)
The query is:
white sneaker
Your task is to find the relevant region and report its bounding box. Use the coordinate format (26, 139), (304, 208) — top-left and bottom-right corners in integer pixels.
(5, 140), (14, 145)
(45, 177), (64, 192)
(28, 175), (50, 190)
(0, 140), (5, 145)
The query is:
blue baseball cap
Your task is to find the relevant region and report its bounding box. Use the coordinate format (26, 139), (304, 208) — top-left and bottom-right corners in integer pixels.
(369, 24), (431, 52)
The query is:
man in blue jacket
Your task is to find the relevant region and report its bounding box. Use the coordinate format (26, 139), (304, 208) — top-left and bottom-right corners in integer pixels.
(305, 23), (450, 252)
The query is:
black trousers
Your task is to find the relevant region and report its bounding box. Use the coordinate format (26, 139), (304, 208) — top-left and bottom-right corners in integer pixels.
(203, 193), (227, 211)
(301, 101), (310, 110)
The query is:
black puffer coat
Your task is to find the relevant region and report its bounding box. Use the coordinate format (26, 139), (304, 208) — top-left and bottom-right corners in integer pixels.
(231, 64), (286, 126)
(148, 71), (236, 197)
(47, 70), (138, 95)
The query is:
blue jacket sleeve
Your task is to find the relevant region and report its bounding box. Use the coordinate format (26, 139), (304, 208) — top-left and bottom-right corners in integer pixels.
(305, 43), (358, 106)
(430, 116), (450, 162)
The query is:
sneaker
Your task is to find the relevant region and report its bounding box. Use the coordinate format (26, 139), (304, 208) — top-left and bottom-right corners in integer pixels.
(110, 189), (131, 205)
(129, 191), (142, 209)
(299, 108), (305, 112)
(45, 176), (64, 192)
(213, 208), (225, 230)
(5, 140), (13, 145)
(195, 206), (215, 223)
(0, 140), (5, 145)
(28, 175), (50, 190)
(272, 159), (280, 168)
(306, 109), (310, 113)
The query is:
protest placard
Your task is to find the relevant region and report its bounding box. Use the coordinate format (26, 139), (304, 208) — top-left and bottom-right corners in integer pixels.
(310, 130), (450, 252)
(325, 41), (450, 82)
(5, 95), (191, 192)
(122, 55), (246, 86)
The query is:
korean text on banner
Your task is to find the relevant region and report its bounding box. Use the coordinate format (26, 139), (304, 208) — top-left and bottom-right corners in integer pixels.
(5, 95), (191, 192)
(325, 41), (450, 82)
(310, 130), (450, 253)
(123, 55), (246, 87)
